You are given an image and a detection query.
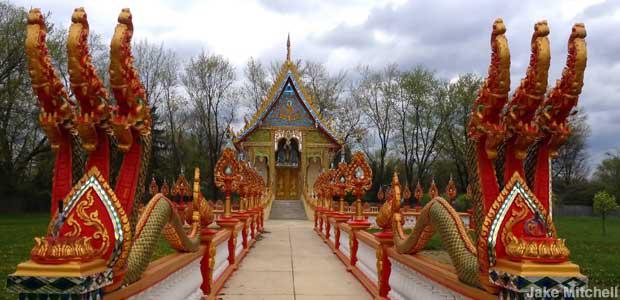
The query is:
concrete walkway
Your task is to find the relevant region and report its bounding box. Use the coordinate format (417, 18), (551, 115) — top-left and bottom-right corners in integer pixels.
(217, 220), (371, 300)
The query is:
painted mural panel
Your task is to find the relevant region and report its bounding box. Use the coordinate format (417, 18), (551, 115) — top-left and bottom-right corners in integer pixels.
(246, 129), (270, 143)
(263, 80), (314, 127)
(305, 130), (329, 144)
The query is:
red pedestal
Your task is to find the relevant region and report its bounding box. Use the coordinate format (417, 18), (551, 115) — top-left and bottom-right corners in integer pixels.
(199, 228), (218, 295)
(374, 231), (394, 298)
(234, 212), (251, 249)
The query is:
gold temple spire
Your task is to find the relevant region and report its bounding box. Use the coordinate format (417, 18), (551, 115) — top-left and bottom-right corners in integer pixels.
(286, 33), (291, 62)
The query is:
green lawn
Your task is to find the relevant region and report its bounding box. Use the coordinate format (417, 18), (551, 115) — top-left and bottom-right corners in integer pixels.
(556, 217), (620, 289)
(0, 213), (174, 300)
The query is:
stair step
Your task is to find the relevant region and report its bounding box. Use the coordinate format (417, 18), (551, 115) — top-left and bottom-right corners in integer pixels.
(270, 200), (307, 220)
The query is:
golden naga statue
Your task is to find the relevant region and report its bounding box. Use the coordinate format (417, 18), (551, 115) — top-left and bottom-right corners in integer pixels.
(25, 8), (76, 152)
(68, 7), (112, 152)
(378, 18), (588, 295)
(110, 8), (151, 151)
(9, 8), (213, 297)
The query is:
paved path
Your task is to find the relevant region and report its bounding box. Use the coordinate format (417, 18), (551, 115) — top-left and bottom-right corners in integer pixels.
(269, 200), (307, 220)
(217, 220), (371, 300)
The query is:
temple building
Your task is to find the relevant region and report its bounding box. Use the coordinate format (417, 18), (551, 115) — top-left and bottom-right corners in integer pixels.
(234, 36), (342, 200)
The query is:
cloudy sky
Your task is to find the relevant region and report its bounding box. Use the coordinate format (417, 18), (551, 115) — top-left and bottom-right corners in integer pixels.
(12, 0), (620, 167)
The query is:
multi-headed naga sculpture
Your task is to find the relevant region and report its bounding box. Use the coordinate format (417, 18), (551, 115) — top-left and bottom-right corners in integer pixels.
(379, 18), (588, 296)
(9, 8), (212, 296)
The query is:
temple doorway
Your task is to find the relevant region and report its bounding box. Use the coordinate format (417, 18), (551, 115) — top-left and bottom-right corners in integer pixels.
(275, 138), (300, 200)
(275, 168), (299, 200)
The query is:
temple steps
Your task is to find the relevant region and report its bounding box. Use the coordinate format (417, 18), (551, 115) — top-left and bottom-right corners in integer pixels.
(269, 200), (307, 220)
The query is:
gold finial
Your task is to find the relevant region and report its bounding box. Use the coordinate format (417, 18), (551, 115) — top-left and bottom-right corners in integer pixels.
(286, 33), (291, 62)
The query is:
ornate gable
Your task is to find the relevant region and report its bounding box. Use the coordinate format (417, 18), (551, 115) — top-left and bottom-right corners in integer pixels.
(263, 79), (313, 127)
(235, 61), (341, 146)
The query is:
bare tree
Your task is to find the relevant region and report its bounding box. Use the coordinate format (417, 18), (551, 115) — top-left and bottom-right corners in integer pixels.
(134, 39), (175, 105)
(393, 67), (428, 186)
(410, 75), (449, 184)
(552, 108), (590, 185)
(301, 61), (347, 120)
(268, 59), (303, 83)
(393, 67), (450, 186)
(182, 51), (237, 198)
(160, 54), (186, 175)
(354, 64), (396, 184)
(442, 73), (482, 191)
(241, 57), (269, 115)
(334, 89), (365, 146)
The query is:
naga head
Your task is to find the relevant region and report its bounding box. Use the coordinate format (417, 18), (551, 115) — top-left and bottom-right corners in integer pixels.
(468, 20), (587, 293)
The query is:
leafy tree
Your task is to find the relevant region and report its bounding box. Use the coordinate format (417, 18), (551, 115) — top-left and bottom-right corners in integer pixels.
(593, 191), (618, 235)
(0, 3), (67, 210)
(594, 149), (620, 201)
(442, 74), (482, 191)
(396, 67), (450, 186)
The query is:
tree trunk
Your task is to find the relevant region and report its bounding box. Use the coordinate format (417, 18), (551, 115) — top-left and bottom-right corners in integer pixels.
(602, 213), (606, 236)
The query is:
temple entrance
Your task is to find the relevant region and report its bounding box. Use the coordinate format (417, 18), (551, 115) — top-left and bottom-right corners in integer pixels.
(275, 167), (299, 199)
(275, 137), (301, 200)
(233, 59), (342, 202)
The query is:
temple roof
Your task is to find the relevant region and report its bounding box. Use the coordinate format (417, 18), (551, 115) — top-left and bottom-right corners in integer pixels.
(234, 58), (341, 146)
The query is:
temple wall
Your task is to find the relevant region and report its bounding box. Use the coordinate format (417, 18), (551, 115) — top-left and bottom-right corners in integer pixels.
(243, 126), (338, 200)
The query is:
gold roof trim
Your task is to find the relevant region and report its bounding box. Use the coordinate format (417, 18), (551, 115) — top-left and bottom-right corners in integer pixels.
(235, 60), (341, 145)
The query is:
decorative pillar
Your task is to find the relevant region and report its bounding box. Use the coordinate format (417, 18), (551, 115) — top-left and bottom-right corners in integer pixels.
(332, 154), (350, 250)
(346, 151), (372, 267)
(234, 160), (252, 250)
(374, 172), (401, 299)
(190, 167), (218, 295)
(215, 144), (241, 266)
(414, 181), (423, 211)
(445, 174), (457, 204)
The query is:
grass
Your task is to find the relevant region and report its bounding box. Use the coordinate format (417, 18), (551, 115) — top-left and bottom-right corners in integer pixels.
(367, 216), (620, 291)
(0, 213), (174, 300)
(555, 217), (620, 289)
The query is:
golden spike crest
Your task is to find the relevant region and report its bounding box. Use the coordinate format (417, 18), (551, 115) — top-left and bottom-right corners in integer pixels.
(286, 33), (291, 62)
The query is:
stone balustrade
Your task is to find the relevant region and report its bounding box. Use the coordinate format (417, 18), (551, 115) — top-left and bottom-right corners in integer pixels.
(314, 210), (489, 300)
(105, 198), (269, 300)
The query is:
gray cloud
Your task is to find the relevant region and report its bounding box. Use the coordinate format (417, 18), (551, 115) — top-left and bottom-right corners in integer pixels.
(304, 0), (620, 169)
(11, 0), (620, 168)
(257, 0), (321, 15)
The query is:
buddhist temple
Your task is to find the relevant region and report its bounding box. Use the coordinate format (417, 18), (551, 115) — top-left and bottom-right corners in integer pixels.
(5, 5), (596, 300)
(234, 36), (342, 200)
